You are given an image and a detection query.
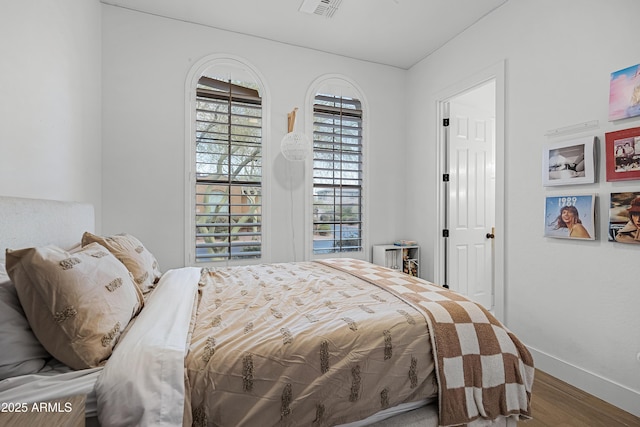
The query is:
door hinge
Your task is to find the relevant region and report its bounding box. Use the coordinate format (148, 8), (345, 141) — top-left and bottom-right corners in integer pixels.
(442, 229), (449, 238)
(443, 173), (449, 182)
(443, 118), (450, 127)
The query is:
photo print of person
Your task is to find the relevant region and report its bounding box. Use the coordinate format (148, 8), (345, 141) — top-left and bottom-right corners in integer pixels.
(547, 145), (585, 179)
(544, 194), (595, 240)
(609, 192), (640, 243)
(605, 127), (640, 181)
(542, 136), (595, 186)
(613, 136), (640, 173)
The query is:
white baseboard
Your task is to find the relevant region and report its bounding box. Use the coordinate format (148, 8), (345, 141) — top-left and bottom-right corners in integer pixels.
(528, 346), (640, 418)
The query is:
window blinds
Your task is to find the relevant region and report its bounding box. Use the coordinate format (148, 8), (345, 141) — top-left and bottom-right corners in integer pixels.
(312, 94), (363, 254)
(195, 78), (262, 262)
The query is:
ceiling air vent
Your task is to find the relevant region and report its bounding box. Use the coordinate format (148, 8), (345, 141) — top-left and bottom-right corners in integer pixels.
(299, 0), (342, 18)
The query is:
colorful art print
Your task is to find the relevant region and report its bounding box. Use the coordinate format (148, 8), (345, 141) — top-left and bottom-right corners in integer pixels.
(608, 192), (640, 244)
(544, 194), (595, 240)
(542, 136), (595, 186)
(605, 127), (640, 181)
(609, 63), (640, 121)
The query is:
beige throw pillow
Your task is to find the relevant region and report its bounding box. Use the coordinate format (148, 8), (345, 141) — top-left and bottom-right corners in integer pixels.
(5, 243), (144, 370)
(82, 232), (161, 294)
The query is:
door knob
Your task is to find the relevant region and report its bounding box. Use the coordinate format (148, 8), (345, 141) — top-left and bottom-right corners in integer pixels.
(486, 233), (495, 239)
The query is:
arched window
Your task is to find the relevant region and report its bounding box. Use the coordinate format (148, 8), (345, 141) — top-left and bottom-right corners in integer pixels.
(309, 77), (366, 256)
(188, 58), (267, 264)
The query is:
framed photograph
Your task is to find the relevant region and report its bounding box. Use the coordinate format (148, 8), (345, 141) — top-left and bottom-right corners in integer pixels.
(542, 136), (595, 186)
(605, 127), (640, 181)
(609, 63), (640, 121)
(608, 192), (640, 243)
(544, 194), (595, 240)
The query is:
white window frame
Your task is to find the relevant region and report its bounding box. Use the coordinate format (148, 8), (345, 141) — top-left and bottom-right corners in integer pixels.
(305, 75), (369, 260)
(184, 54), (271, 266)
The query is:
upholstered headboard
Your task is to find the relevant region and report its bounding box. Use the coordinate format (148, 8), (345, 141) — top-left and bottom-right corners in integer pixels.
(0, 196), (95, 265)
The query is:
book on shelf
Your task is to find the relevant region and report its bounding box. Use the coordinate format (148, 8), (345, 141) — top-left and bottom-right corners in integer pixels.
(393, 239), (417, 246)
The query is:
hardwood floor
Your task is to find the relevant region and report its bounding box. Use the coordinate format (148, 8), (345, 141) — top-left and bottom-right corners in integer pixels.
(519, 370), (640, 427)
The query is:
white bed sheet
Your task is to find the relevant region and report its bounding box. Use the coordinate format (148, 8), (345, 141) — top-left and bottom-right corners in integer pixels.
(96, 267), (201, 427)
(340, 399), (436, 426)
(0, 361), (102, 416)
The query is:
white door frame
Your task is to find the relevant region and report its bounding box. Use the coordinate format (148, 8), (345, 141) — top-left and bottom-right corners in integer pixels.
(434, 60), (506, 322)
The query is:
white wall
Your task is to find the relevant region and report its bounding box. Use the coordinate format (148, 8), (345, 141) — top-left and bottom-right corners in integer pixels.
(0, 0), (102, 223)
(101, 5), (407, 270)
(406, 0), (640, 416)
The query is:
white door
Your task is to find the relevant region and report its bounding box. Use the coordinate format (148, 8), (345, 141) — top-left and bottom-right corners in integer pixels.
(446, 82), (496, 311)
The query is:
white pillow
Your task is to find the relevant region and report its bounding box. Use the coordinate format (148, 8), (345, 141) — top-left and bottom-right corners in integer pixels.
(0, 266), (50, 380)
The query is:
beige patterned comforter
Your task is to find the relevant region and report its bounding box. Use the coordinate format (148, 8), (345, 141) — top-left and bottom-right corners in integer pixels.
(184, 261), (438, 427)
(320, 258), (534, 427)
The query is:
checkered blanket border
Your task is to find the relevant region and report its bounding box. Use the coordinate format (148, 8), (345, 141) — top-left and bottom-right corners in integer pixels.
(318, 258), (534, 427)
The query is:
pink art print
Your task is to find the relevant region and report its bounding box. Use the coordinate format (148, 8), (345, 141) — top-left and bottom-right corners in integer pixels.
(609, 63), (640, 121)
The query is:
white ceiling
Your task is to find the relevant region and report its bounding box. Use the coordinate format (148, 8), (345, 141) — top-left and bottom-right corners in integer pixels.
(101, 0), (508, 69)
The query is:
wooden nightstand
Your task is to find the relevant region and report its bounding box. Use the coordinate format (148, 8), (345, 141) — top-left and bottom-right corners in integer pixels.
(0, 394), (86, 427)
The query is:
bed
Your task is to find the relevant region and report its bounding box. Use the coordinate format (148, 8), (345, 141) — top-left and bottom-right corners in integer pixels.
(0, 196), (534, 427)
